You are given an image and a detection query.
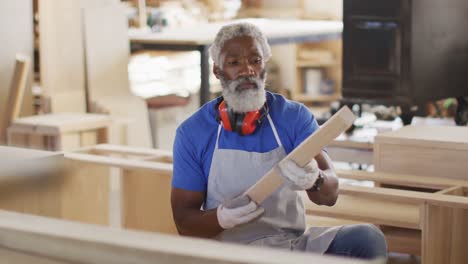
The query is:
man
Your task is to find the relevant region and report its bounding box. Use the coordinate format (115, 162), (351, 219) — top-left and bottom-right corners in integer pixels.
(171, 22), (387, 260)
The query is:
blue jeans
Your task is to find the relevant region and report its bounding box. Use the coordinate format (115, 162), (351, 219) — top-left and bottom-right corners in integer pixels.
(325, 224), (388, 260)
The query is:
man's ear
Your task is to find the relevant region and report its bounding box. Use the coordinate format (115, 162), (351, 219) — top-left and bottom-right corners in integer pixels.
(213, 65), (221, 80)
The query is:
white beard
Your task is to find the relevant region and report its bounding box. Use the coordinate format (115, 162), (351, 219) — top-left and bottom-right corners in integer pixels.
(220, 72), (267, 113)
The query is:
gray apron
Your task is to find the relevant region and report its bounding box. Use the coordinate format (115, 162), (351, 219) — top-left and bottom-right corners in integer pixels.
(205, 115), (341, 253)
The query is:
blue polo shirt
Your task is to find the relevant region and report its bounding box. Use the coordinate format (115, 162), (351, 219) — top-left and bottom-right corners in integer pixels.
(172, 92), (319, 192)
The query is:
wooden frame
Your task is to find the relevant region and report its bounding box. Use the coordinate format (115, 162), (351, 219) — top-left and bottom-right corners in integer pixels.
(0, 145), (380, 264)
(5, 144), (467, 262)
(73, 144), (468, 263)
(306, 170), (468, 263)
(0, 145), (175, 234)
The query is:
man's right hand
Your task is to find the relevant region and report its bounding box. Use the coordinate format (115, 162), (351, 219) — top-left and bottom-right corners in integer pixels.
(217, 196), (264, 229)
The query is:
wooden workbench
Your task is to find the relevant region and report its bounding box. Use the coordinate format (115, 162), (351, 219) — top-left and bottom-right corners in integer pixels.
(7, 113), (111, 151)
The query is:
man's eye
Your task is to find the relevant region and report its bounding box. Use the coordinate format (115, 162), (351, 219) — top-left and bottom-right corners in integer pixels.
(252, 58), (262, 64)
(227, 61), (239, 65)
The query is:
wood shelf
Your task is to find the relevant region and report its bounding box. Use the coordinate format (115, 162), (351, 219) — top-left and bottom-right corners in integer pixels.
(293, 93), (341, 103)
(292, 40), (342, 106)
(296, 60), (338, 68)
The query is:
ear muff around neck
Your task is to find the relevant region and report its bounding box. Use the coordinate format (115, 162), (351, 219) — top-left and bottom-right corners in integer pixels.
(216, 99), (268, 136)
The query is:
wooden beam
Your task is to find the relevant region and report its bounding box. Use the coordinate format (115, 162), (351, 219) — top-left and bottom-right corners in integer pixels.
(380, 226), (421, 256)
(245, 106), (356, 203)
(90, 144), (172, 161)
(64, 152), (172, 172)
(0, 210), (379, 264)
(137, 0), (147, 28)
(0, 55), (30, 144)
(339, 184), (468, 210)
(337, 170), (468, 190)
(0, 146), (63, 184)
(304, 192), (420, 229)
(0, 0), (34, 145)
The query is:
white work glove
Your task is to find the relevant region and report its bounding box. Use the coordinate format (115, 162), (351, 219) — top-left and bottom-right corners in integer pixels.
(278, 159), (320, 191)
(217, 195), (264, 229)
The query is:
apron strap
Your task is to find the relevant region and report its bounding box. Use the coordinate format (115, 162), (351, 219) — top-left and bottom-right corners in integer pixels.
(215, 124), (222, 149)
(267, 114), (282, 147)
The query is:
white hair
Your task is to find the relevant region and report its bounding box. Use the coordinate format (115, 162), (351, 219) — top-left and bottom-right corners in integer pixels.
(209, 22), (272, 67)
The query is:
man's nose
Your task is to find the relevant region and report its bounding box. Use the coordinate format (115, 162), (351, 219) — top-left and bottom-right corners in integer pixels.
(238, 60), (255, 77)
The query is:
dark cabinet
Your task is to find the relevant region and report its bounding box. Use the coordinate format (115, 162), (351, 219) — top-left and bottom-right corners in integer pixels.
(342, 0), (468, 109)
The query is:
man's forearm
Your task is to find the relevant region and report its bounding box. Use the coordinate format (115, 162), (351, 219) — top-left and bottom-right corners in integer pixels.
(175, 208), (225, 238)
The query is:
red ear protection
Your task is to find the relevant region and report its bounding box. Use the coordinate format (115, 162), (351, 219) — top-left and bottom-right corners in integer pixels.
(217, 99), (268, 136)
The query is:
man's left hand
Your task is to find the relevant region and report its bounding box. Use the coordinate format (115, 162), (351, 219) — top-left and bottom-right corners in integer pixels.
(278, 159), (320, 191)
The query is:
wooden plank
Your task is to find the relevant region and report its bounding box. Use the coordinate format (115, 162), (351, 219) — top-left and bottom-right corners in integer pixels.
(375, 142), (468, 180)
(59, 133), (81, 151)
(28, 134), (45, 150)
(65, 152), (172, 172)
(304, 193), (420, 229)
(93, 144), (171, 157)
(421, 204), (454, 264)
(0, 176), (63, 218)
(80, 131), (98, 147)
(0, 55), (30, 144)
(108, 167), (122, 228)
(436, 186), (464, 195)
(0, 247), (67, 264)
(339, 184), (468, 210)
(0, 0), (34, 145)
(450, 207), (468, 263)
(60, 159), (110, 225)
(39, 0), (86, 113)
(81, 0), (153, 148)
(91, 96), (153, 147)
(83, 4), (130, 100)
(375, 126), (468, 181)
(122, 168), (177, 234)
(380, 226), (421, 256)
(97, 127), (109, 144)
(0, 147), (108, 225)
(84, 147), (172, 163)
(137, 0), (147, 28)
(245, 106), (356, 203)
(0, 147), (64, 218)
(443, 187), (468, 264)
(0, 210), (377, 264)
(7, 132), (28, 148)
(137, 154), (173, 163)
(0, 146), (64, 185)
(337, 170), (468, 190)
